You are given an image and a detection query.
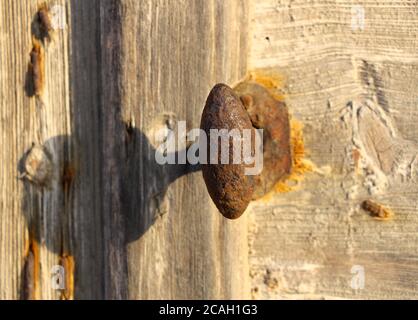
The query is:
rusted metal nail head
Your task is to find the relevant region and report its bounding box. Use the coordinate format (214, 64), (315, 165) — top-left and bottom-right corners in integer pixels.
(201, 82), (292, 219)
(200, 84), (254, 219)
(234, 82), (292, 200)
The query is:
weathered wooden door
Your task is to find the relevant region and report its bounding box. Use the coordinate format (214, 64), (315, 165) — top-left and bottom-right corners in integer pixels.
(1, 0), (250, 300)
(1, 0), (417, 299)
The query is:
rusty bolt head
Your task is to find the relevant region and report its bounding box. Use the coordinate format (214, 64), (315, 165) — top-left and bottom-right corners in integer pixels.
(200, 84), (255, 219)
(200, 82), (292, 219)
(234, 81), (292, 200)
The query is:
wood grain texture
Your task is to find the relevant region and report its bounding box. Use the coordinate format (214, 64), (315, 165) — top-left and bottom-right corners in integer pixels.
(247, 0), (418, 299)
(119, 0), (250, 299)
(1, 0), (417, 300)
(0, 0), (72, 300)
(0, 0), (250, 299)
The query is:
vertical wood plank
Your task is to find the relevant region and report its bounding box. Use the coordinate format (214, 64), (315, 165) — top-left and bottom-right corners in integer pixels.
(118, 0), (251, 299)
(247, 0), (418, 299)
(0, 0), (251, 299)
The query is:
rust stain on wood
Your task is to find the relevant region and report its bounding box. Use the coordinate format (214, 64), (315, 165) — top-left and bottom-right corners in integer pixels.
(62, 162), (76, 192)
(26, 39), (44, 98)
(245, 71), (285, 102)
(59, 254), (75, 300)
(361, 199), (393, 220)
(240, 70), (313, 199)
(272, 119), (313, 194)
(37, 3), (53, 42)
(21, 230), (40, 300)
(353, 148), (361, 174)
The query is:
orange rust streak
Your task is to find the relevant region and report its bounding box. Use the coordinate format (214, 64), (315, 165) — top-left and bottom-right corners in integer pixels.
(270, 119), (313, 196)
(22, 231), (40, 300)
(247, 70), (285, 102)
(361, 199), (393, 220)
(62, 162), (76, 191)
(30, 238), (40, 300)
(59, 254), (75, 300)
(29, 38), (44, 97)
(353, 148), (361, 174)
(246, 69), (312, 200)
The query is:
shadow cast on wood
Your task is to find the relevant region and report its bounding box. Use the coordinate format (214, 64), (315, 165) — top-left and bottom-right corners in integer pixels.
(17, 130), (199, 299)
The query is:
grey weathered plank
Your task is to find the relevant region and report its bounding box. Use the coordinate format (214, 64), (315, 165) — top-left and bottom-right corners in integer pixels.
(0, 0), (251, 299)
(118, 0), (250, 299)
(247, 0), (418, 299)
(0, 0), (73, 299)
(2, 0), (417, 300)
